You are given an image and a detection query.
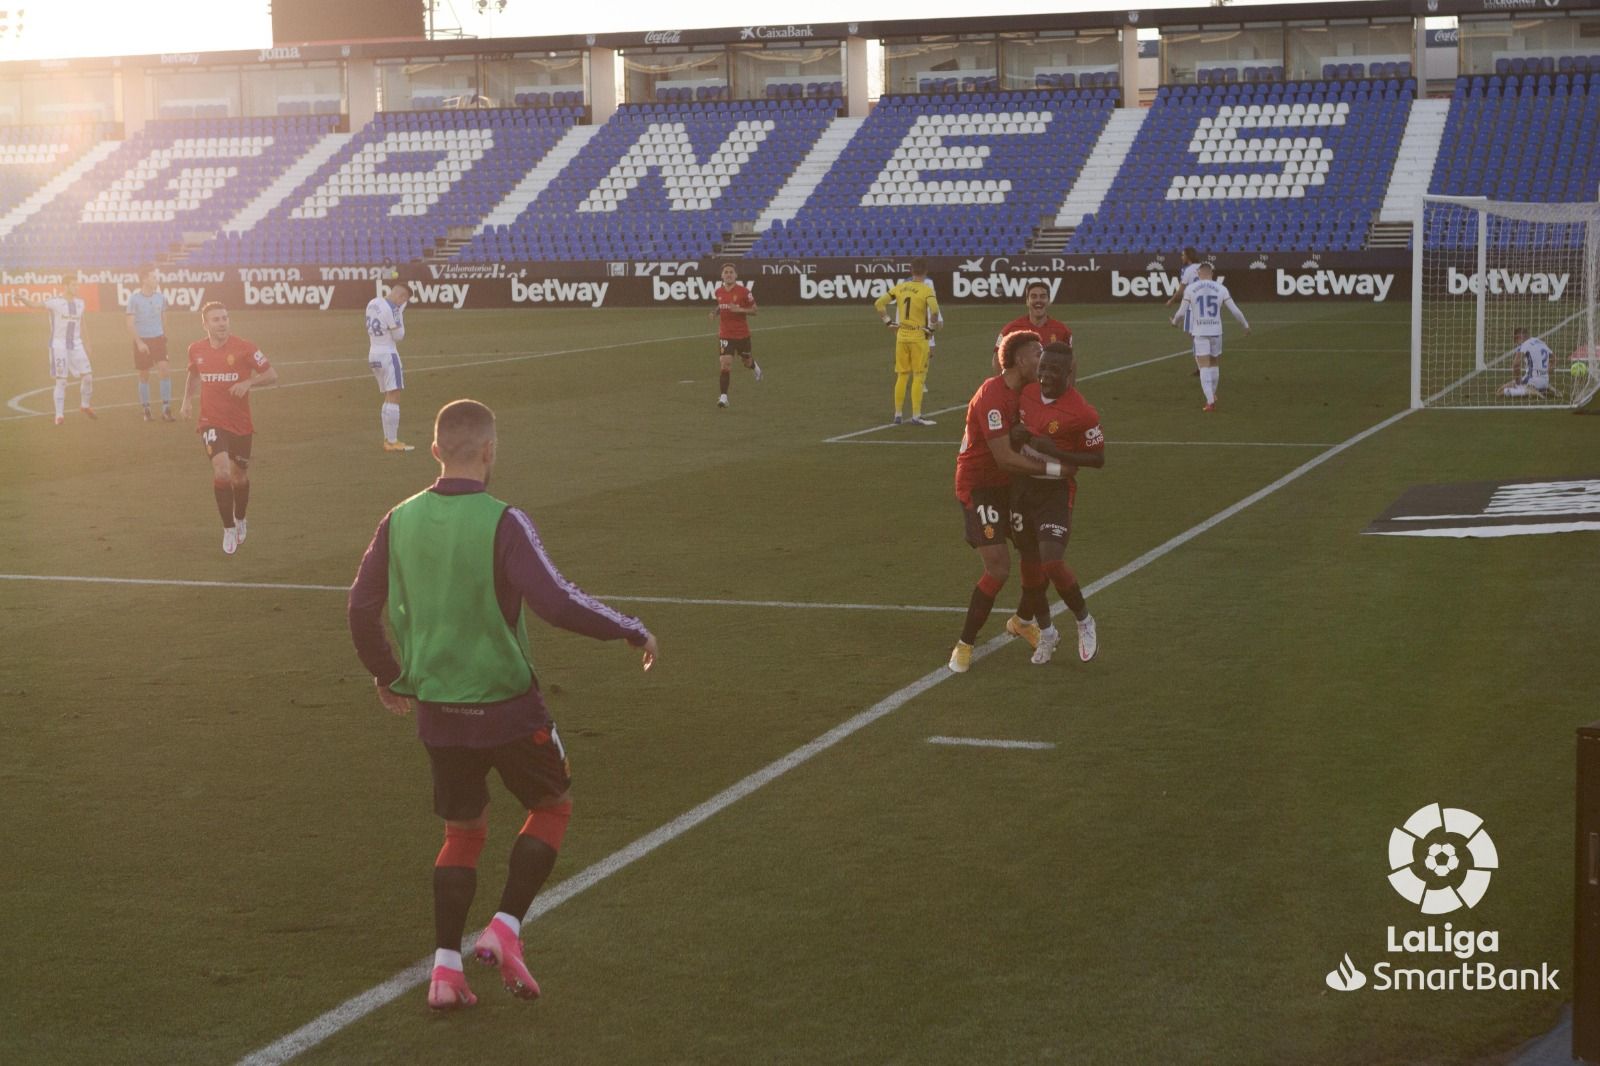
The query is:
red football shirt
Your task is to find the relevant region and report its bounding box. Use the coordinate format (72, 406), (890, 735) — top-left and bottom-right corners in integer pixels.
(715, 283), (754, 340)
(954, 375), (1025, 504)
(995, 314), (1072, 372)
(187, 334), (271, 436)
(1018, 383), (1104, 487)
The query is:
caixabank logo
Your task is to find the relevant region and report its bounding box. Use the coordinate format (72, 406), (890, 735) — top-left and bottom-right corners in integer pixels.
(1324, 804), (1560, 993)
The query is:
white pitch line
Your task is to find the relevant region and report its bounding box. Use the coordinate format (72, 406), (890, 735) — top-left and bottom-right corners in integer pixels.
(236, 402), (1415, 1066)
(830, 439), (1336, 448)
(0, 573), (966, 614)
(1, 323), (819, 421)
(927, 736), (1056, 750)
(821, 346), (1195, 443)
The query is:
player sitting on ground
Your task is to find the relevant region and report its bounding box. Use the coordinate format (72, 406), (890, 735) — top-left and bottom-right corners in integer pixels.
(1500, 328), (1554, 398)
(1009, 342), (1104, 665)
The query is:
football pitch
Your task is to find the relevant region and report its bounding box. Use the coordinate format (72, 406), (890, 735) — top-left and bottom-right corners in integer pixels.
(1, 300), (1592, 1064)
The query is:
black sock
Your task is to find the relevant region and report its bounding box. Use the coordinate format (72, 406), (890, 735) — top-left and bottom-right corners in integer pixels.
(212, 483), (234, 527)
(719, 369), (730, 394)
(960, 584), (997, 645)
(1059, 582), (1087, 620)
(498, 835), (558, 921)
(1025, 584), (1052, 631)
(232, 481), (250, 520)
(433, 866), (477, 952)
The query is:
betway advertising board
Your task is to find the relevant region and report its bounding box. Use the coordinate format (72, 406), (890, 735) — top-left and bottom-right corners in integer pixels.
(12, 254), (1571, 311)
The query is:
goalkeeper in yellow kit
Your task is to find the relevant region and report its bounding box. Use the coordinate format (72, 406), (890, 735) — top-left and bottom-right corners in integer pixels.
(873, 258), (941, 425)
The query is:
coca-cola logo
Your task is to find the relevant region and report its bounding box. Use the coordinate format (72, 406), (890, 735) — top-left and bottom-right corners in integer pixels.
(643, 30), (683, 45)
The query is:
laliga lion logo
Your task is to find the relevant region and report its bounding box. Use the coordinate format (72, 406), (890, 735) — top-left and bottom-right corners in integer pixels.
(1387, 803), (1498, 915)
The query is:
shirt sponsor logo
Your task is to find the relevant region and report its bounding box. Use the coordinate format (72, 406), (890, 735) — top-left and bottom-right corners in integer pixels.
(1445, 267), (1568, 302)
(1275, 269), (1395, 301)
(510, 277), (610, 307)
(200, 372), (241, 382)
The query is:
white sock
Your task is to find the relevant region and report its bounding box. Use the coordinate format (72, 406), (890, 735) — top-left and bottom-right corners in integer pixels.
(381, 402), (399, 443)
(79, 375), (92, 407)
(1078, 612), (1094, 627)
(1200, 367), (1219, 403)
(493, 911), (521, 936)
(53, 379), (66, 418)
(1040, 625), (1059, 640)
(434, 948), (463, 972)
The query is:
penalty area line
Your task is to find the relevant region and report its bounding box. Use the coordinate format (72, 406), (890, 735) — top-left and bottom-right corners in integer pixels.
(820, 346), (1196, 443)
(236, 403), (1416, 1066)
(928, 736), (1056, 750)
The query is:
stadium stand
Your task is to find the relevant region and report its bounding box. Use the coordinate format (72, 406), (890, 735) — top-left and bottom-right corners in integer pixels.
(457, 97), (839, 263)
(193, 107), (581, 265)
(749, 89), (1114, 258)
(0, 116), (338, 268)
(0, 124), (112, 218)
(1431, 74), (1600, 207)
(1067, 78), (1413, 254)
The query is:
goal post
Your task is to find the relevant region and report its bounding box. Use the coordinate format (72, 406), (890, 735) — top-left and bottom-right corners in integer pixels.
(1412, 194), (1600, 410)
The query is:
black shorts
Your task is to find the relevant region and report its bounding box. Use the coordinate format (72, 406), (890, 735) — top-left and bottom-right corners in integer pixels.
(719, 337), (752, 358)
(133, 336), (168, 371)
(425, 726), (572, 821)
(1011, 479), (1076, 551)
(200, 425), (252, 468)
(961, 485), (1023, 549)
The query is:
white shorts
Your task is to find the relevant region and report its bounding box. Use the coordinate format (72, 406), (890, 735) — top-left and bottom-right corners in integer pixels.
(369, 351), (404, 393)
(1501, 381), (1550, 398)
(49, 345), (92, 379)
(1192, 335), (1222, 359)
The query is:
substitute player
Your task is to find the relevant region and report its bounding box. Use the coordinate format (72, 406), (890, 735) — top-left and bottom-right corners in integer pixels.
(348, 398), (657, 1011)
(948, 330), (1059, 674)
(28, 276), (95, 425)
(709, 263), (761, 408)
(994, 279), (1072, 372)
(367, 281), (414, 451)
(1010, 342), (1104, 665)
(126, 264), (174, 422)
(1170, 263), (1249, 412)
(874, 259), (940, 425)
(180, 301), (278, 555)
(1500, 329), (1554, 398)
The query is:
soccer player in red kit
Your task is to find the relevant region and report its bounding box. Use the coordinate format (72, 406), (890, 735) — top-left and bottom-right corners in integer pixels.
(948, 331), (1061, 674)
(1010, 341), (1104, 665)
(179, 301), (277, 555)
(993, 280), (1071, 372)
(708, 262), (762, 408)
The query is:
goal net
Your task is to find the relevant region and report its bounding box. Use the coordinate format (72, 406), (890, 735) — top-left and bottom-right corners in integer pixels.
(1413, 195), (1600, 410)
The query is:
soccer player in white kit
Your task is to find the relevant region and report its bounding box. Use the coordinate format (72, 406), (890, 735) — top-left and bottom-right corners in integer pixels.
(367, 281), (413, 452)
(1171, 263), (1250, 412)
(29, 276), (95, 425)
(1500, 329), (1554, 398)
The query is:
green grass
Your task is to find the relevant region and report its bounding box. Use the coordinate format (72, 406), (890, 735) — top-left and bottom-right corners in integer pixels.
(0, 301), (1592, 1064)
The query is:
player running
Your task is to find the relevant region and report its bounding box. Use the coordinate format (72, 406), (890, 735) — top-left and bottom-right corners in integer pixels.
(1170, 263), (1250, 412)
(367, 281), (414, 451)
(995, 279), (1072, 372)
(180, 301), (278, 555)
(709, 263), (761, 408)
(1500, 329), (1554, 398)
(28, 276), (95, 425)
(948, 330), (1060, 674)
(1009, 342), (1104, 665)
(874, 259), (940, 425)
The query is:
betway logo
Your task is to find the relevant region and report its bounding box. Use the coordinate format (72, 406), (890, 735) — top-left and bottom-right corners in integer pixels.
(388, 280), (471, 310)
(653, 277), (756, 302)
(1447, 267), (1569, 302)
(511, 277), (609, 307)
(1277, 269), (1395, 302)
(115, 283), (207, 310)
(1110, 271), (1183, 299)
(244, 281), (334, 310)
(952, 273), (1061, 301)
(798, 275), (893, 301)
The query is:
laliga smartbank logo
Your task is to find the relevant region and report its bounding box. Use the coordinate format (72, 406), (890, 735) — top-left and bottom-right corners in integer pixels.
(1322, 804), (1559, 994)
